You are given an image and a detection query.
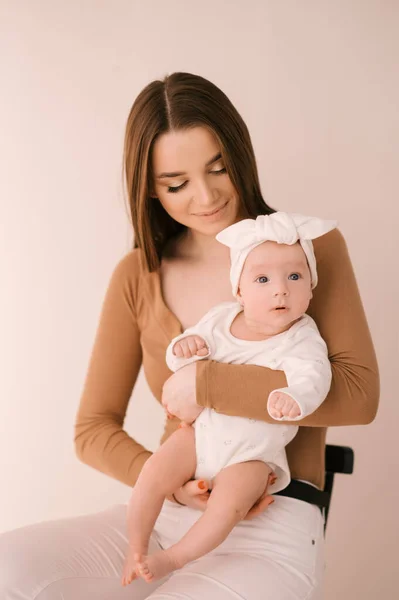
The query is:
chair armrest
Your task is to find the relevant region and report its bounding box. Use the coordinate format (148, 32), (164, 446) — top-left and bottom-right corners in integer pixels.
(325, 445), (354, 474)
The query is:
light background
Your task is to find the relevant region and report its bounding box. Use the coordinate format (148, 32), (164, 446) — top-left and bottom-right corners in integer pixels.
(1, 1), (397, 598)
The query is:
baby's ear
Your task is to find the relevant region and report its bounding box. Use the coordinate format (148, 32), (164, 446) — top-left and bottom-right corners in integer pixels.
(236, 287), (244, 306)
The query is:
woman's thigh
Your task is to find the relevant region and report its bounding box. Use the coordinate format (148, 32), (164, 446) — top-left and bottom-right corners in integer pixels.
(0, 504), (168, 600)
(151, 496), (325, 599)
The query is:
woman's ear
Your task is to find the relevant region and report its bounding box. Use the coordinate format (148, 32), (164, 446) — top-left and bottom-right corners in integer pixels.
(148, 181), (157, 199)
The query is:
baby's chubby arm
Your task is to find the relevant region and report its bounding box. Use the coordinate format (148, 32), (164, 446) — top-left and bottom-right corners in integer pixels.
(164, 331), (212, 423)
(165, 304), (230, 373)
(166, 331), (212, 373)
(268, 320), (332, 422)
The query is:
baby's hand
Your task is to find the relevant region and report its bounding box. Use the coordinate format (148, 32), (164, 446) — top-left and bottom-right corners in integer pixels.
(269, 392), (301, 419)
(173, 335), (209, 359)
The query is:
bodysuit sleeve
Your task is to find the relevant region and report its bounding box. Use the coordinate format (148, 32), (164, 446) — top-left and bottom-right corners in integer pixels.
(165, 303), (230, 371)
(266, 323), (332, 420)
(165, 331), (212, 372)
(195, 229), (380, 427)
(74, 252), (152, 487)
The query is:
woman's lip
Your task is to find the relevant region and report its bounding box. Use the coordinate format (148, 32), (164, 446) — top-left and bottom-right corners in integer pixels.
(194, 201), (229, 217)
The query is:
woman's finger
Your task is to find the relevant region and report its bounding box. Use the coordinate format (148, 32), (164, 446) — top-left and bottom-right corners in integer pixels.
(244, 495), (275, 520)
(183, 479), (211, 496)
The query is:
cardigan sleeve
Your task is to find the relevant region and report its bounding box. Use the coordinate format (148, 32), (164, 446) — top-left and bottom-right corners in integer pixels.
(74, 251), (152, 486)
(195, 229), (380, 427)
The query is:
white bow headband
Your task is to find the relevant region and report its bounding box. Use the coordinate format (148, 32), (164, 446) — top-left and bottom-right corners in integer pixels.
(216, 212), (337, 297)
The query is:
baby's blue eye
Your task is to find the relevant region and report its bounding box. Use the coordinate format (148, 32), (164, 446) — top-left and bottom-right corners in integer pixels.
(256, 276), (269, 284)
(288, 273), (300, 280)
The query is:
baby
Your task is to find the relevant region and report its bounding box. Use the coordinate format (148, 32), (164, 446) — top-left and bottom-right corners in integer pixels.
(121, 211), (336, 586)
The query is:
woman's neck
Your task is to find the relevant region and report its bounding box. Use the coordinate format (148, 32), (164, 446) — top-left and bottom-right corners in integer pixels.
(174, 228), (230, 263)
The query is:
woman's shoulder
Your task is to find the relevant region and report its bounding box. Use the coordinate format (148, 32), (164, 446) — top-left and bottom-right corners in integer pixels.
(312, 227), (348, 264)
(106, 248), (153, 317)
(111, 247), (149, 281)
(106, 248), (153, 304)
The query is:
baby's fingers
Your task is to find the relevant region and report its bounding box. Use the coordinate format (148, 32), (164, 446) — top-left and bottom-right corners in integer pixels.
(196, 347), (209, 356)
(173, 342), (184, 358)
(178, 339), (195, 358)
(187, 336), (201, 357)
(287, 403), (301, 418)
(273, 394), (286, 413)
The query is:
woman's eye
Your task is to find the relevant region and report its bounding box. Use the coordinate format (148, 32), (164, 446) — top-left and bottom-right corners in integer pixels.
(256, 276), (269, 284)
(167, 168), (226, 193)
(288, 273), (300, 280)
(167, 181), (188, 194)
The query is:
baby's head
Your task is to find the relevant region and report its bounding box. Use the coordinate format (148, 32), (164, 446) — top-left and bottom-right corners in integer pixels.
(237, 240), (313, 329)
(216, 212), (337, 332)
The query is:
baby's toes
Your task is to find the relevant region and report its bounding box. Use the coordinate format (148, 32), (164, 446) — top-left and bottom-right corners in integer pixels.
(121, 571), (136, 586)
(137, 561), (154, 582)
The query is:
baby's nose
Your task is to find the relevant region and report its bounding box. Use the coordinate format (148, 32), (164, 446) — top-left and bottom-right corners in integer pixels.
(273, 287), (289, 296)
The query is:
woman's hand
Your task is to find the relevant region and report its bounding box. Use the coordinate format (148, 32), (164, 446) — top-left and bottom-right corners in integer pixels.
(167, 478), (211, 510)
(168, 471), (277, 518)
(162, 363), (204, 424)
(243, 477), (276, 520)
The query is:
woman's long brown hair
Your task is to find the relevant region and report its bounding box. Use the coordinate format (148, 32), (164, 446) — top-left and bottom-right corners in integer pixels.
(123, 72), (275, 272)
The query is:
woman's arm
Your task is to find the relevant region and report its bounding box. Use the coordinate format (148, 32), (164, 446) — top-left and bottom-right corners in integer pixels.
(195, 229), (380, 427)
(74, 252), (152, 486)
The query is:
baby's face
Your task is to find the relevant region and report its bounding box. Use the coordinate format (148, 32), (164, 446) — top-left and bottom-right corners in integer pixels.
(237, 241), (313, 334)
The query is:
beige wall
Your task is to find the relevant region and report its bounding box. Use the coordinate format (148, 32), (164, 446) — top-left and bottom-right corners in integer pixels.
(1, 1), (397, 597)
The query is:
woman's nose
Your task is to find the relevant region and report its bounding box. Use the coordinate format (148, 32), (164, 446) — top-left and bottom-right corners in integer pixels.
(194, 180), (217, 207)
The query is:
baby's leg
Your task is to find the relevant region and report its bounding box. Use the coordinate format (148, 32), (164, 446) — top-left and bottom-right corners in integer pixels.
(122, 425), (196, 586)
(136, 460), (271, 583)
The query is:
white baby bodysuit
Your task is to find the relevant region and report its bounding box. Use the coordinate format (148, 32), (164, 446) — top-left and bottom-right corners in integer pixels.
(166, 301), (332, 494)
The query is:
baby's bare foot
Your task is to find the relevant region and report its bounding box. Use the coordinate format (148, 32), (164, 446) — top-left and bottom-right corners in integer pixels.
(121, 549), (142, 586)
(136, 550), (180, 583)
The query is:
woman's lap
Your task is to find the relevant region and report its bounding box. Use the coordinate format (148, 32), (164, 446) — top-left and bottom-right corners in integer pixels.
(0, 497), (325, 599)
(0, 504), (164, 600)
(152, 496), (325, 599)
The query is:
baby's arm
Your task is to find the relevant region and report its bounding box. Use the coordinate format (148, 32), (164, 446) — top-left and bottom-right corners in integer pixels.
(165, 306), (224, 372)
(268, 322), (332, 421)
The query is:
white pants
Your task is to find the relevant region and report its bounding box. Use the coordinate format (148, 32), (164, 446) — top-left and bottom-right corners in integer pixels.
(0, 496), (325, 599)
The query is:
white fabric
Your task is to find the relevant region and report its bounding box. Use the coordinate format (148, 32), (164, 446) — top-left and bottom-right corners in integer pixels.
(0, 498), (325, 599)
(166, 302), (331, 494)
(215, 212), (337, 296)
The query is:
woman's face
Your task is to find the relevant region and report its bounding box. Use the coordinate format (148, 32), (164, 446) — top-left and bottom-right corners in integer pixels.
(151, 127), (240, 236)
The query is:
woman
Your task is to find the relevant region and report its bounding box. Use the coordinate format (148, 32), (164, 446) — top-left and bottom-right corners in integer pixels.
(0, 72), (379, 599)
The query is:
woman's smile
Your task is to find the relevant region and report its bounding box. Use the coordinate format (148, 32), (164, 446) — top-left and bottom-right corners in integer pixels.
(193, 200), (230, 219)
